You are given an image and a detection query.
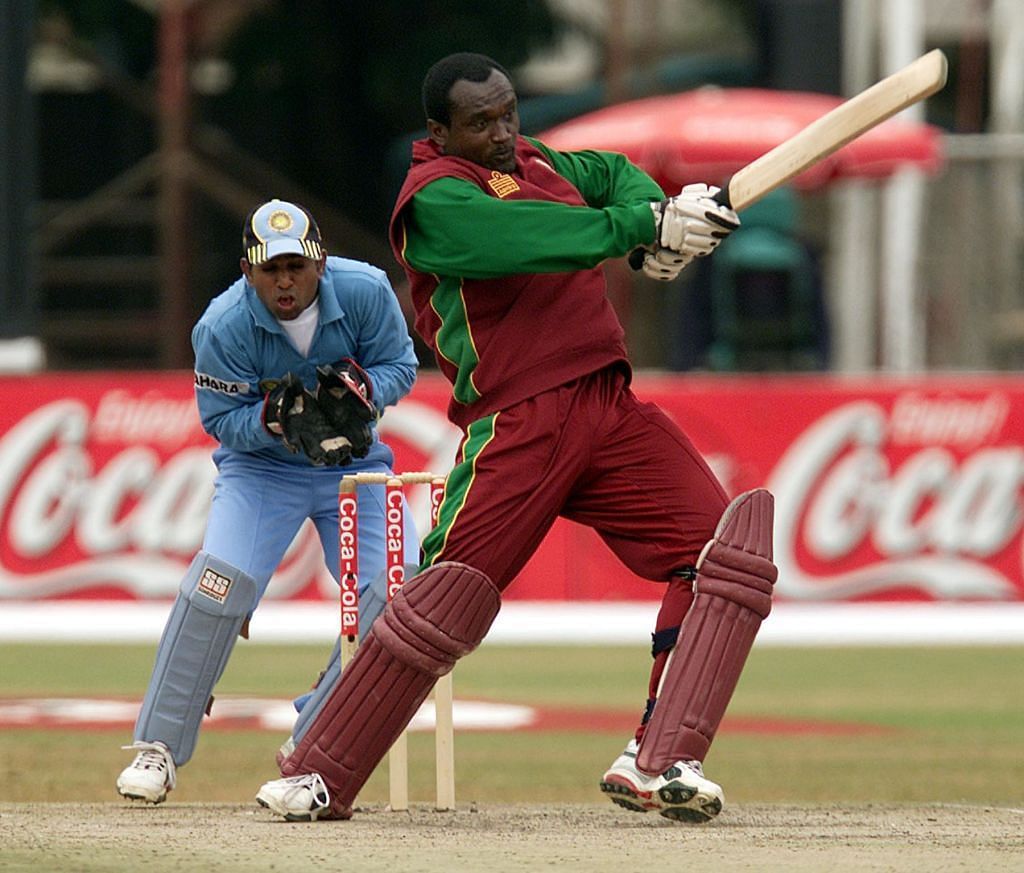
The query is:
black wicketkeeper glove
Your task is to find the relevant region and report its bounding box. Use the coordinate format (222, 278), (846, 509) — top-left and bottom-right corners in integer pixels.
(314, 360), (376, 460)
(261, 372), (354, 466)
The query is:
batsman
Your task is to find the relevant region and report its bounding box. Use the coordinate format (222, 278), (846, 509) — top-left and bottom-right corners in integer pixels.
(257, 53), (778, 824)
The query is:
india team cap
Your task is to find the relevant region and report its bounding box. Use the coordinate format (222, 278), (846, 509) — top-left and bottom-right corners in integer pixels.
(242, 199), (324, 265)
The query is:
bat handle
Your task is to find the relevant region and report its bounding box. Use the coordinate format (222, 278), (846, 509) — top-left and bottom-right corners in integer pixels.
(713, 178), (734, 209)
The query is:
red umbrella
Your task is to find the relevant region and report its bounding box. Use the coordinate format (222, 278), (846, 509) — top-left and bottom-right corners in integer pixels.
(536, 87), (944, 193)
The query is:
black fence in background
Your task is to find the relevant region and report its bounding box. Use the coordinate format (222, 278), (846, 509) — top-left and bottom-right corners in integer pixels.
(1, 0), (39, 343)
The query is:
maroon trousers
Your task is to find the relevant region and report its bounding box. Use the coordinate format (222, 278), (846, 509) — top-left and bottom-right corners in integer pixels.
(422, 366), (728, 737)
(425, 366), (728, 588)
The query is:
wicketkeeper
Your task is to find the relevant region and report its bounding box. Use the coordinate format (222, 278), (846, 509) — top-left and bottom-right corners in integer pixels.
(116, 199), (420, 804)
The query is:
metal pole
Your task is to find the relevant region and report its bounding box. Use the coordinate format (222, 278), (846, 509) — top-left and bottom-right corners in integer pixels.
(157, 0), (194, 369)
(879, 0), (926, 372)
(0, 0), (44, 372)
(990, 0), (1024, 335)
(605, 0), (629, 105)
(831, 0), (878, 372)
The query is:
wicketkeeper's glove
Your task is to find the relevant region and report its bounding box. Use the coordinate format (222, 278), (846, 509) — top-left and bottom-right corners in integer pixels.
(314, 360), (376, 460)
(261, 372), (354, 466)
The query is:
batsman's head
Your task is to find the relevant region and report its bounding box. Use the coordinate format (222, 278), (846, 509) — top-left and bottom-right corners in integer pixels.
(422, 53), (519, 174)
(242, 199), (324, 266)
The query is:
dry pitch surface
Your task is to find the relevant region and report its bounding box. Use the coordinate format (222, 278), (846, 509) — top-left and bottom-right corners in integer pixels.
(1, 801), (1022, 872)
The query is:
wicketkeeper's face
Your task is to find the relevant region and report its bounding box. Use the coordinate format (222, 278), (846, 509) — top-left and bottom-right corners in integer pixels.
(242, 252), (326, 321)
(430, 69), (519, 174)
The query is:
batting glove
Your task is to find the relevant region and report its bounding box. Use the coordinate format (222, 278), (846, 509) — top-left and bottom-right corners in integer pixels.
(652, 183), (740, 259)
(640, 247), (692, 282)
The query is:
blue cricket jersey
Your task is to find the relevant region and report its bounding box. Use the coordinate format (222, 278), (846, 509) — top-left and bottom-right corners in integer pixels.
(191, 256), (417, 467)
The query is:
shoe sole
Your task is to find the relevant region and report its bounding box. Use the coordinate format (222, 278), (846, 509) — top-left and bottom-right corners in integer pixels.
(255, 794), (319, 822)
(600, 777), (721, 823)
(117, 789), (167, 805)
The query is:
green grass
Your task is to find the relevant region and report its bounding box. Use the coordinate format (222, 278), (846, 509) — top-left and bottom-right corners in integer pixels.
(1, 642), (1022, 806)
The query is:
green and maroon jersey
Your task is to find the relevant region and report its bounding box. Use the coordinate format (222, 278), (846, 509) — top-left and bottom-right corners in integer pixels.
(389, 135), (663, 428)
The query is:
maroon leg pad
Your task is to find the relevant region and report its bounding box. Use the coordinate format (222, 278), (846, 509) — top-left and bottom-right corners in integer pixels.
(280, 562), (500, 816)
(636, 489), (777, 774)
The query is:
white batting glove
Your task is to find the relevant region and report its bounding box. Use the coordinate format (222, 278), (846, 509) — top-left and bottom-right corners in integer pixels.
(641, 247), (692, 282)
(651, 183), (740, 258)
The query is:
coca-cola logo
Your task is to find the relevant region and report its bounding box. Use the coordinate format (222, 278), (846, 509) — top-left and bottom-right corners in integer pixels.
(6, 380), (1021, 605)
(384, 487), (406, 599)
(0, 390), (461, 602)
(768, 393), (1020, 600)
(0, 398), (215, 598)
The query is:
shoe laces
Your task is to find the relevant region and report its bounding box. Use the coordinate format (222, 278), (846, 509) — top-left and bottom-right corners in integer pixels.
(679, 759), (705, 778)
(281, 773), (330, 809)
(122, 741), (177, 789)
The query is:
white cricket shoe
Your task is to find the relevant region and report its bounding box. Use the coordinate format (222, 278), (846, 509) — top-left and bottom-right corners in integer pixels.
(116, 740), (176, 804)
(599, 738), (724, 823)
(256, 774), (338, 821)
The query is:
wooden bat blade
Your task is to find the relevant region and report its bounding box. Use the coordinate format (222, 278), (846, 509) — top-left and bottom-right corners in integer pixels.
(723, 48), (948, 212)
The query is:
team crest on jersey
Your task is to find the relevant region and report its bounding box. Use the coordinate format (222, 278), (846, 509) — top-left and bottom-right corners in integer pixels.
(487, 171), (520, 198)
(194, 371), (250, 394)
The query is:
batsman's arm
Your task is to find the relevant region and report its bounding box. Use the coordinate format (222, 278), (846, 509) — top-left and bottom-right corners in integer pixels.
(525, 136), (664, 208)
(405, 179), (656, 278)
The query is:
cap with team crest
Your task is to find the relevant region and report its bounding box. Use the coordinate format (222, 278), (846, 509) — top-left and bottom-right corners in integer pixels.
(242, 199), (324, 265)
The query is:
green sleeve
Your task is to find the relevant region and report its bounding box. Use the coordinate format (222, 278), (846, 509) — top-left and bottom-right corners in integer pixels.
(402, 175), (658, 280)
(525, 136), (666, 208)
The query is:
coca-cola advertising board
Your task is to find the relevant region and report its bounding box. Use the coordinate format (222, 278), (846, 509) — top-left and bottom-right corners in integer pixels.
(2, 372), (1022, 604)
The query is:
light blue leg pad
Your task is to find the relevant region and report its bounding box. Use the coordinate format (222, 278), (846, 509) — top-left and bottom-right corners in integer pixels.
(133, 551), (257, 765)
(289, 564), (413, 744)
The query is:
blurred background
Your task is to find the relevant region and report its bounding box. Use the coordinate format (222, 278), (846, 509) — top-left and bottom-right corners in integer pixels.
(3, 0), (1021, 376)
(2, 4), (1022, 824)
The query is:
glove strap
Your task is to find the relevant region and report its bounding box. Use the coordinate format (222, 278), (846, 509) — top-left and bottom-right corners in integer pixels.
(261, 376), (298, 439)
(336, 358), (373, 403)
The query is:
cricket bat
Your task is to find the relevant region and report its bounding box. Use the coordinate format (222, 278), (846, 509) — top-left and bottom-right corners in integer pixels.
(717, 48), (948, 211)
